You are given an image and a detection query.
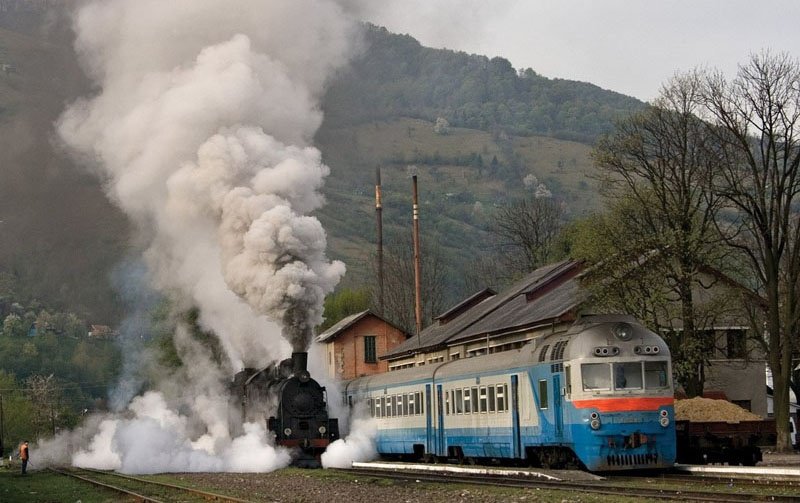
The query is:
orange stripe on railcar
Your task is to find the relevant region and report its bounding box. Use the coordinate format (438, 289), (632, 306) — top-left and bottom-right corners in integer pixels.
(572, 397), (673, 412)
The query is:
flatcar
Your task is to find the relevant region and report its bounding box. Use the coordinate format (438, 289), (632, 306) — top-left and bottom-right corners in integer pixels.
(344, 314), (676, 471)
(231, 352), (340, 467)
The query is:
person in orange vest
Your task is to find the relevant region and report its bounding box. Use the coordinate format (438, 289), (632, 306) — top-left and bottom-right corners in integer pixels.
(19, 441), (29, 475)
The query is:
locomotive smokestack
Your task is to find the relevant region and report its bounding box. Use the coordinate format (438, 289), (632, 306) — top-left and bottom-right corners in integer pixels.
(292, 352), (308, 376)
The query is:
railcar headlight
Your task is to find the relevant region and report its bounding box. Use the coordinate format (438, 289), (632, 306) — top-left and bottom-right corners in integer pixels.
(612, 322), (634, 341)
(284, 427), (292, 437)
(660, 417), (670, 427)
(590, 412), (601, 430)
(318, 426), (327, 435)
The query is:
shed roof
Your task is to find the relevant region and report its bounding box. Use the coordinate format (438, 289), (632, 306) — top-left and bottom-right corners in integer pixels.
(382, 260), (583, 359)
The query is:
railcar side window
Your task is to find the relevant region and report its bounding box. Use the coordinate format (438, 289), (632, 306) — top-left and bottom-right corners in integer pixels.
(367, 398), (373, 417)
(644, 361), (669, 389)
(399, 394), (407, 416)
(471, 387), (479, 413)
(389, 396), (396, 417)
(582, 363), (612, 391)
(417, 391), (424, 414)
(479, 387), (487, 413)
(497, 384), (507, 411)
(464, 388), (472, 413)
(455, 389), (463, 413)
(538, 379), (549, 409)
(409, 393), (416, 415)
(488, 386), (496, 412)
(376, 397), (383, 418)
(444, 391), (449, 415)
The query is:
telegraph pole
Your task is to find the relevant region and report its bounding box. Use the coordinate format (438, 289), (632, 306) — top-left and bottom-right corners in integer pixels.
(412, 174), (423, 339)
(0, 394), (4, 457)
(375, 167), (384, 315)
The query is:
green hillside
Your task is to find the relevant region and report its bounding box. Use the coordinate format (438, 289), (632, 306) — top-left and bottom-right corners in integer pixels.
(315, 117), (598, 299)
(324, 25), (644, 143)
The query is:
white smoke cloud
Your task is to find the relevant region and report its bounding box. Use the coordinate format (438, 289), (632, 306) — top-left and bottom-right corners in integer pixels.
(45, 0), (369, 475)
(321, 416), (379, 468)
(69, 391), (292, 474)
(58, 0), (357, 367)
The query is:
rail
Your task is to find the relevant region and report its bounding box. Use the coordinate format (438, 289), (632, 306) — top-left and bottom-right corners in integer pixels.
(51, 467), (255, 502)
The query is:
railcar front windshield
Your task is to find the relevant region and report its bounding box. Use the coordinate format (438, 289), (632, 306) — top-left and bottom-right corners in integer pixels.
(581, 360), (669, 392)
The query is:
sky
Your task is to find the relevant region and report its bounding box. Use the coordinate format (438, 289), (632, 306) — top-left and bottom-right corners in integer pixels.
(353, 0), (800, 103)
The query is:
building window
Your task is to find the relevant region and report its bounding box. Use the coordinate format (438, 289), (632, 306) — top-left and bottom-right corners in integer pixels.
(726, 329), (747, 359)
(364, 336), (377, 363)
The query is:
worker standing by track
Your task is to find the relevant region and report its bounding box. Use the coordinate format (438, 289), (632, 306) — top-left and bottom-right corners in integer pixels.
(19, 440), (29, 475)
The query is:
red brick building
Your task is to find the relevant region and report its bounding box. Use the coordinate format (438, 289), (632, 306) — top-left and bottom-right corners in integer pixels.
(316, 310), (409, 380)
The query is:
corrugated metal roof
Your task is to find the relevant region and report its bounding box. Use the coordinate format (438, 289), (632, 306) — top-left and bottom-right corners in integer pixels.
(382, 260), (583, 359)
(435, 287), (497, 321)
(451, 277), (583, 342)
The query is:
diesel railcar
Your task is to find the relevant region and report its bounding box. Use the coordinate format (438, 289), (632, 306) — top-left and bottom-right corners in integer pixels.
(344, 315), (676, 471)
(231, 352), (340, 467)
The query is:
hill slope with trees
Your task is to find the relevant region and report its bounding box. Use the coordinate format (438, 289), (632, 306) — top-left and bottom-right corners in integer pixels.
(0, 6), (643, 325)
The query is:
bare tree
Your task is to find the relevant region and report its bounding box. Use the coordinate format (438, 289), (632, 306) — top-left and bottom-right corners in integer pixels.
(373, 233), (447, 336)
(590, 74), (729, 396)
(701, 52), (800, 451)
(492, 195), (563, 276)
(25, 374), (57, 437)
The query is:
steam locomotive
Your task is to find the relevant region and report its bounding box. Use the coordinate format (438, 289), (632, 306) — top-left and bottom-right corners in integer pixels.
(230, 352), (339, 467)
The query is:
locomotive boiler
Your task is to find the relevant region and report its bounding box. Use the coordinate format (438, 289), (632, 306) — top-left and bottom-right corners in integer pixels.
(231, 352), (339, 467)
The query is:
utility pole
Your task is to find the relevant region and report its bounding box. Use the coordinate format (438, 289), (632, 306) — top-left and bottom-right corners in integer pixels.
(412, 174), (423, 339)
(0, 394), (4, 458)
(375, 167), (384, 315)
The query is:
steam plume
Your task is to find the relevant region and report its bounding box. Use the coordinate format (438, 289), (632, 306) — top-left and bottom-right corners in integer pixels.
(39, 0), (362, 474)
(58, 0), (355, 363)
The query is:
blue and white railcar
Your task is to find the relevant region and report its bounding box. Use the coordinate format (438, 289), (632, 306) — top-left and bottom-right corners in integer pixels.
(345, 315), (676, 471)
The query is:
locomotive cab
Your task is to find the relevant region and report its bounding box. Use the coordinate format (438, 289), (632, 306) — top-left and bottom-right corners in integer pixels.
(562, 315), (676, 470)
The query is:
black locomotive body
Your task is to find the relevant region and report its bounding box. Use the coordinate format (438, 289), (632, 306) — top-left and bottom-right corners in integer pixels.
(230, 352), (339, 467)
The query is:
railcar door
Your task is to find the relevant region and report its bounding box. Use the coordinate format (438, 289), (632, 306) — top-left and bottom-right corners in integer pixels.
(425, 384), (433, 455)
(511, 375), (521, 458)
(436, 384), (445, 456)
(553, 374), (563, 438)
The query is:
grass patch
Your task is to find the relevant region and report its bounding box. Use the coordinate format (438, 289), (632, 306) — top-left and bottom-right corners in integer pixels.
(0, 468), (129, 503)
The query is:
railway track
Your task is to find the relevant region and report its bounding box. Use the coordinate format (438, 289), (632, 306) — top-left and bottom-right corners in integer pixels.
(337, 466), (800, 502)
(50, 467), (254, 503)
(618, 471), (800, 489)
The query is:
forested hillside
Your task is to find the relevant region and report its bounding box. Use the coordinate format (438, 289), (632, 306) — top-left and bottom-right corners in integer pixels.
(0, 6), (643, 324)
(323, 25), (644, 143)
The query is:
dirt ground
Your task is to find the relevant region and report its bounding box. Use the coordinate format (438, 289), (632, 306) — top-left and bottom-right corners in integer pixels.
(761, 450), (800, 466)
